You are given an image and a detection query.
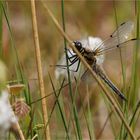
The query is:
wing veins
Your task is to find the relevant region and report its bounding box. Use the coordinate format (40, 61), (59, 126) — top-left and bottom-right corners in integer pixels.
(96, 38), (137, 56)
(94, 21), (134, 55)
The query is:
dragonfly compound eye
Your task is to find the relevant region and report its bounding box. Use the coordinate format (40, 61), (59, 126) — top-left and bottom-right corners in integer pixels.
(73, 41), (82, 52)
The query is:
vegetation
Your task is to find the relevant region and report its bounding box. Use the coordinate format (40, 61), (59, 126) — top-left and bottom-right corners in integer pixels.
(0, 1), (139, 140)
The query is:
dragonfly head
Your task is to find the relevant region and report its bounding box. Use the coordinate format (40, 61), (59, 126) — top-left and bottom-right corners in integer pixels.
(73, 41), (83, 52)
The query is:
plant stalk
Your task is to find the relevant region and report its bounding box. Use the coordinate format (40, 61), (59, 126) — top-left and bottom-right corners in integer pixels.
(30, 1), (50, 140)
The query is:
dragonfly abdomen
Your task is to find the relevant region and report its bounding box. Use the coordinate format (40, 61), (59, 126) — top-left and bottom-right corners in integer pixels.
(93, 65), (127, 101)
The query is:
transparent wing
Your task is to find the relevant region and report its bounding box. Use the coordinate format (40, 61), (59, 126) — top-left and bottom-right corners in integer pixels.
(97, 38), (139, 56)
(111, 21), (134, 39)
(81, 69), (94, 84)
(95, 21), (135, 55)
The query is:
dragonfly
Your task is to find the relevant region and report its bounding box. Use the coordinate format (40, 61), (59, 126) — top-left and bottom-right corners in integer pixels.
(56, 21), (139, 101)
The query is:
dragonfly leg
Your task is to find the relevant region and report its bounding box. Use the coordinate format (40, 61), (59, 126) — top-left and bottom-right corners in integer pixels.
(55, 57), (80, 72)
(67, 54), (78, 63)
(73, 59), (81, 72)
(65, 48), (73, 56)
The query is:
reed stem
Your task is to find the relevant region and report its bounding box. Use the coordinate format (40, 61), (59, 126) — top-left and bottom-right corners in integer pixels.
(30, 1), (51, 140)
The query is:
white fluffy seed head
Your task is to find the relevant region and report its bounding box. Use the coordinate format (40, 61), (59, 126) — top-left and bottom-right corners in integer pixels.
(0, 90), (17, 132)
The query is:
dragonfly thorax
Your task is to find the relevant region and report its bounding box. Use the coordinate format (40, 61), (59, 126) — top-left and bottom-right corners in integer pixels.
(83, 51), (97, 66)
(73, 40), (97, 65)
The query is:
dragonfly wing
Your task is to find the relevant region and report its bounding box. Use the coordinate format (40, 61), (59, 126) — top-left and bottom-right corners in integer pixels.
(81, 69), (96, 84)
(96, 21), (135, 54)
(111, 21), (134, 40)
(98, 38), (139, 55)
(101, 38), (136, 95)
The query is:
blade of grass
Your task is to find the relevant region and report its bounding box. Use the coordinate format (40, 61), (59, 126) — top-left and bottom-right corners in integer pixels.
(30, 1), (50, 139)
(2, 2), (30, 108)
(129, 0), (140, 109)
(29, 82), (69, 105)
(97, 110), (113, 139)
(48, 75), (70, 139)
(73, 77), (95, 139)
(61, 1), (83, 139)
(66, 98), (77, 140)
(125, 2), (140, 139)
(72, 77), (83, 139)
(124, 101), (140, 139)
(63, 77), (83, 139)
(113, 2), (127, 139)
(101, 91), (119, 138)
(77, 83), (95, 140)
(41, 2), (136, 139)
(0, 1), (3, 57)
(1, 1), (23, 81)
(1, 2), (26, 140)
(26, 107), (35, 139)
(113, 0), (127, 95)
(132, 0), (140, 104)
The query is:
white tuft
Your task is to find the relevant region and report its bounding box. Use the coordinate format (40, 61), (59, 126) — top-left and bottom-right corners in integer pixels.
(0, 90), (17, 136)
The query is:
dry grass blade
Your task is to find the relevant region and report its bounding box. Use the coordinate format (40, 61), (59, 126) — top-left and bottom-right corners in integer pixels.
(31, 134), (38, 140)
(8, 99), (25, 140)
(30, 1), (50, 140)
(97, 110), (113, 139)
(41, 1), (136, 140)
(14, 122), (25, 140)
